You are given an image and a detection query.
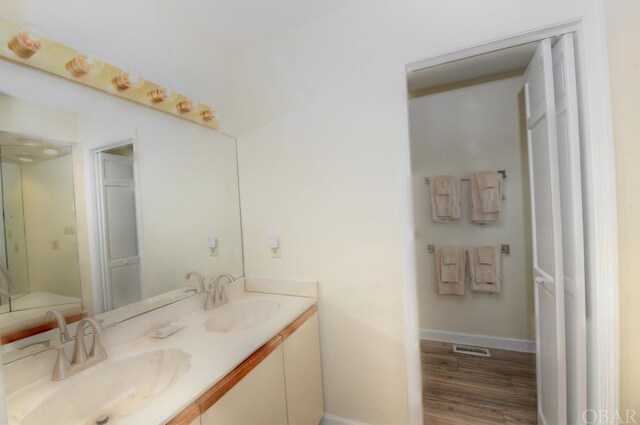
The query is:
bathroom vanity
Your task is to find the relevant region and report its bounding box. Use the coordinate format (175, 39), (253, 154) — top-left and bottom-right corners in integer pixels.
(0, 19), (324, 425)
(3, 279), (324, 425)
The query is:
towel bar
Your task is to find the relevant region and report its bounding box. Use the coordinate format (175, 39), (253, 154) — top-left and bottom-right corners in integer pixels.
(427, 244), (510, 254)
(424, 170), (506, 185)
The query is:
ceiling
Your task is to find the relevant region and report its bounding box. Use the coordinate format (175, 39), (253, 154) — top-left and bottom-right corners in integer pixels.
(160, 0), (361, 50)
(407, 41), (540, 94)
(0, 131), (71, 165)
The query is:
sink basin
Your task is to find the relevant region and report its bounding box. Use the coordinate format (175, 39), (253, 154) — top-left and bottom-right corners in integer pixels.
(204, 298), (282, 333)
(9, 348), (191, 425)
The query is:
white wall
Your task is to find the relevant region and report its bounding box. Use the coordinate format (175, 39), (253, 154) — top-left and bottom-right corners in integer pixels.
(410, 77), (535, 342)
(0, 93), (78, 143)
(22, 155), (82, 298)
(605, 0), (640, 415)
(229, 0), (595, 423)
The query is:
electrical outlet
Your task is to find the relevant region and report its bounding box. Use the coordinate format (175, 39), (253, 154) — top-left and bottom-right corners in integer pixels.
(51, 240), (60, 250)
(63, 226), (75, 235)
(267, 236), (280, 258)
(208, 237), (218, 257)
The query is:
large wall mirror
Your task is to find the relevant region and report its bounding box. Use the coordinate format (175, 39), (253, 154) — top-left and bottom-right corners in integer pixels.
(0, 56), (243, 346)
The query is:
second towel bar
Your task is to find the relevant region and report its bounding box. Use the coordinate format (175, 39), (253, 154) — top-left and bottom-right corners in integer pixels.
(427, 244), (510, 255)
(424, 170), (506, 185)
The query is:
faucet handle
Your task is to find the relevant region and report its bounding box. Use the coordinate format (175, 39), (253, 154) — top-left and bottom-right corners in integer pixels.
(204, 276), (216, 290)
(32, 344), (73, 381)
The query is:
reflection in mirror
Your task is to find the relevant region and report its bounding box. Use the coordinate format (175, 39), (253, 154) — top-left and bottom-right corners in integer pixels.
(0, 51), (243, 347)
(0, 131), (82, 333)
(95, 143), (142, 311)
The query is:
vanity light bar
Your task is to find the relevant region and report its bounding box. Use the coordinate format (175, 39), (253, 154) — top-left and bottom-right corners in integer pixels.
(0, 19), (219, 130)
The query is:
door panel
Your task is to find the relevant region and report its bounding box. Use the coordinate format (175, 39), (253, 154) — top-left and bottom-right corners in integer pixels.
(97, 152), (141, 311)
(524, 38), (567, 425)
(552, 33), (587, 425)
(110, 260), (141, 309)
(105, 185), (138, 260)
(529, 119), (555, 283)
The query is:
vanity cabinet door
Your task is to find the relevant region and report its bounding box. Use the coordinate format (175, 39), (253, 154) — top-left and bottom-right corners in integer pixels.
(283, 313), (324, 425)
(200, 344), (288, 425)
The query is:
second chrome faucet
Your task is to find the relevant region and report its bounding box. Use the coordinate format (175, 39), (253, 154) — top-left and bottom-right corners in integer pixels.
(185, 271), (236, 311)
(34, 309), (107, 381)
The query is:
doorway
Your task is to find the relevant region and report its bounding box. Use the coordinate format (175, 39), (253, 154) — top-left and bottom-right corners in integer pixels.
(407, 35), (586, 425)
(94, 142), (143, 312)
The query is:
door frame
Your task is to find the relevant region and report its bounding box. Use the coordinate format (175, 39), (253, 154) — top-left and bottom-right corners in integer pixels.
(91, 138), (145, 313)
(400, 2), (618, 423)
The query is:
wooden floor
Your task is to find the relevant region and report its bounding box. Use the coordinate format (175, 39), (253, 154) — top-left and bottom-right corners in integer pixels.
(422, 340), (537, 425)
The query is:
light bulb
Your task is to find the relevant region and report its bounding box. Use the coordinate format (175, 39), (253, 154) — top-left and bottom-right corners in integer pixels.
(7, 25), (51, 59)
(148, 85), (177, 104)
(42, 148), (59, 156)
(112, 70), (144, 90)
(201, 110), (217, 122)
(18, 139), (41, 146)
(176, 99), (194, 113)
(65, 52), (104, 78)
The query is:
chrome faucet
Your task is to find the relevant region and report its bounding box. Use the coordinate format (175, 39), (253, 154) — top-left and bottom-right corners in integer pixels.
(33, 316), (107, 381)
(185, 271), (205, 293)
(203, 277), (217, 311)
(203, 273), (235, 310)
(44, 308), (72, 343)
(213, 273), (235, 304)
(72, 317), (107, 366)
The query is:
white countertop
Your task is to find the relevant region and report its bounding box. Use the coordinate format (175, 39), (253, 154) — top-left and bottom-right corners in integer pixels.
(5, 290), (316, 425)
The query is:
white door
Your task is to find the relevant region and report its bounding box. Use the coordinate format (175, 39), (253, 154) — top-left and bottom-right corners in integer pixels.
(96, 152), (141, 311)
(524, 38), (567, 425)
(552, 33), (587, 425)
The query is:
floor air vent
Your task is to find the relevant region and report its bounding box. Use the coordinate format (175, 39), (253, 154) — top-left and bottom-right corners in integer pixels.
(453, 344), (491, 357)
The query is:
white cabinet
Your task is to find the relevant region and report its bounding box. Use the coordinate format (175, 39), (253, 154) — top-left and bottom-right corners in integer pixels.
(201, 344), (288, 425)
(190, 308), (323, 425)
(283, 314), (324, 425)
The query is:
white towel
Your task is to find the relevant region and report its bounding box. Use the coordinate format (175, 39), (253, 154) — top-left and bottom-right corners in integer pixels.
(468, 246), (501, 294)
(470, 172), (504, 224)
(429, 176), (461, 223)
(436, 246), (466, 295)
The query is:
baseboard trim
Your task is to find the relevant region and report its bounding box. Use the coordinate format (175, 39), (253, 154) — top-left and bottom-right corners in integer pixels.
(421, 329), (535, 353)
(321, 413), (369, 425)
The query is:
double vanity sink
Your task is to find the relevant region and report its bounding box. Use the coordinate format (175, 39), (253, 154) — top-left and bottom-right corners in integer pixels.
(5, 290), (317, 425)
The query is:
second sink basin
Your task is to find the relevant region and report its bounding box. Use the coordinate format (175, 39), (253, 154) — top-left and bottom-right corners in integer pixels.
(9, 348), (191, 425)
(204, 298), (282, 333)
